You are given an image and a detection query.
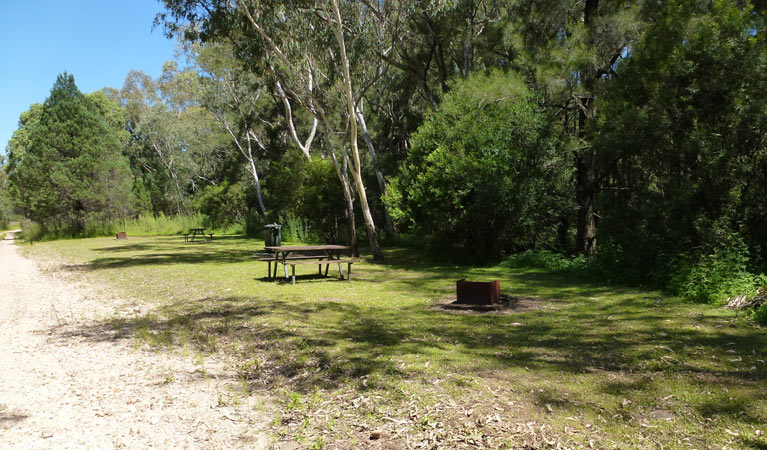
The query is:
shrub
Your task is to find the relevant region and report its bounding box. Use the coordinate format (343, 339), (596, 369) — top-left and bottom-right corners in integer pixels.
(502, 250), (585, 272)
(754, 305), (767, 326)
(385, 70), (571, 261)
(279, 213), (313, 243)
(193, 181), (247, 230)
(670, 227), (766, 304)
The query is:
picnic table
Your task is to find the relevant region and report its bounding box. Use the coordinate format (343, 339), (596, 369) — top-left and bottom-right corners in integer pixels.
(261, 245), (357, 284)
(184, 228), (213, 242)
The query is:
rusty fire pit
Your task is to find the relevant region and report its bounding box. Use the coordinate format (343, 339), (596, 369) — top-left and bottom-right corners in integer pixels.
(116, 231), (127, 240)
(456, 279), (500, 305)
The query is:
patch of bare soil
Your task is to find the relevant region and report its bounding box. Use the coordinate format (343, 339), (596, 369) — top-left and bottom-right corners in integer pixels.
(0, 231), (270, 449)
(431, 294), (549, 314)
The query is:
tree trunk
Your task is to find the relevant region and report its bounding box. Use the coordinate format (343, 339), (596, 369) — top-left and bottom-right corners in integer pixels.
(576, 147), (597, 257)
(150, 140), (185, 216)
(326, 135), (359, 257)
(247, 155), (268, 216)
(355, 105), (396, 237)
(330, 0), (384, 260)
(574, 0), (600, 258)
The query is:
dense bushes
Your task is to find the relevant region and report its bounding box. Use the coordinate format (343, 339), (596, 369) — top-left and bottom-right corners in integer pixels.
(386, 71), (572, 260)
(502, 250), (585, 272)
(193, 182), (248, 231)
(589, 1), (767, 305)
(668, 226), (766, 305)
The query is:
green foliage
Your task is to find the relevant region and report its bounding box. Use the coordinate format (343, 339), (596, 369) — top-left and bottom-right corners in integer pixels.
(296, 158), (346, 243)
(121, 213), (209, 236)
(594, 0), (767, 286)
(267, 154), (346, 243)
(0, 159), (12, 230)
(279, 213), (313, 243)
(502, 250), (585, 272)
(193, 181), (248, 230)
(754, 305), (767, 326)
(20, 218), (115, 241)
(387, 71), (571, 260)
(669, 227), (767, 305)
(6, 74), (134, 233)
(17, 213), (217, 241)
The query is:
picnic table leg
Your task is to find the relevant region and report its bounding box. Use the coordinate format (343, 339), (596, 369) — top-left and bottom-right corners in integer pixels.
(347, 262), (352, 280)
(337, 262), (344, 279)
(291, 265), (296, 285)
(267, 261), (272, 280)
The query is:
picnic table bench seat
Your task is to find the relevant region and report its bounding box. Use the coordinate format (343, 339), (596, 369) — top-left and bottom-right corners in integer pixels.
(256, 254), (324, 262)
(259, 245), (356, 284)
(283, 258), (359, 284)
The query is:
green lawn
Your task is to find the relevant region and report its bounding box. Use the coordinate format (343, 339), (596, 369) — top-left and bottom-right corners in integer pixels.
(20, 235), (767, 449)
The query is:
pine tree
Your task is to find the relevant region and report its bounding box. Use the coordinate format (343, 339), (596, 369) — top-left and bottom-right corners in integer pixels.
(6, 73), (133, 232)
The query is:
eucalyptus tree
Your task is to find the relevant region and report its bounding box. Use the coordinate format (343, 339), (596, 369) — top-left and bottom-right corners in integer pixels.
(175, 42), (273, 215)
(360, 0), (509, 108)
(120, 68), (227, 217)
(159, 0), (386, 259)
(121, 70), (190, 215)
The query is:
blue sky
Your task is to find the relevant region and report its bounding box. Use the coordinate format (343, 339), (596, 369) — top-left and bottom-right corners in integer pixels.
(0, 0), (176, 154)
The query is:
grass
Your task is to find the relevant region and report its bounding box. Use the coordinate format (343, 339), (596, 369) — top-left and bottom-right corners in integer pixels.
(19, 234), (767, 449)
(0, 221), (20, 239)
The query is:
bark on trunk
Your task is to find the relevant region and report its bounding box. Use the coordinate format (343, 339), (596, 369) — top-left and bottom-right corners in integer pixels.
(330, 0), (384, 260)
(576, 147), (597, 257)
(326, 135), (359, 257)
(247, 155), (268, 216)
(574, 0), (600, 258)
(355, 105), (396, 237)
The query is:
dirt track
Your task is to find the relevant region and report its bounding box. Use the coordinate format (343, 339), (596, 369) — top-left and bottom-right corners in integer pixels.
(0, 231), (269, 449)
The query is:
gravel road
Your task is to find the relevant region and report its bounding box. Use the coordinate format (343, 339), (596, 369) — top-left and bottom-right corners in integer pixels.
(0, 231), (269, 449)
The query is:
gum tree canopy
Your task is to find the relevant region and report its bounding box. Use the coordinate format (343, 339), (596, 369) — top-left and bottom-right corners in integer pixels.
(6, 73), (133, 232)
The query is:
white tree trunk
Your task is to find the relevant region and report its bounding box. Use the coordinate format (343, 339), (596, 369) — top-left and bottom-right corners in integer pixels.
(329, 0), (384, 260)
(355, 105), (395, 236)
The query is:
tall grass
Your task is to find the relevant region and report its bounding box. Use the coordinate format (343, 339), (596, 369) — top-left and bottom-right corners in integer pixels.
(121, 213), (208, 236)
(19, 213), (246, 242)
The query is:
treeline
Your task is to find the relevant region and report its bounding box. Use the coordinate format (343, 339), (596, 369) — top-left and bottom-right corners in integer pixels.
(3, 0), (766, 303)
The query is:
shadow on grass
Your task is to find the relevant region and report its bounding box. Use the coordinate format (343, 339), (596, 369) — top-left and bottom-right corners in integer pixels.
(42, 240), (767, 429)
(51, 286), (767, 403)
(740, 438), (767, 449)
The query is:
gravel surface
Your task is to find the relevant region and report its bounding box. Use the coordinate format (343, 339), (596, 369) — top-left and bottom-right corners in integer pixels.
(0, 231), (270, 449)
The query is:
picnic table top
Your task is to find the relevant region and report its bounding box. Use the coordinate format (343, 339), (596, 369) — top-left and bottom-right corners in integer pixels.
(265, 245), (350, 252)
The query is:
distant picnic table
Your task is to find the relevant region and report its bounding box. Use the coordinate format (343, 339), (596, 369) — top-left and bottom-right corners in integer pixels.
(261, 245), (357, 284)
(184, 228), (213, 242)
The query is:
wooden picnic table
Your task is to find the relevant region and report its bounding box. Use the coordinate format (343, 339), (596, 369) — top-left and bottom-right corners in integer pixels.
(262, 245), (356, 284)
(185, 228), (212, 242)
